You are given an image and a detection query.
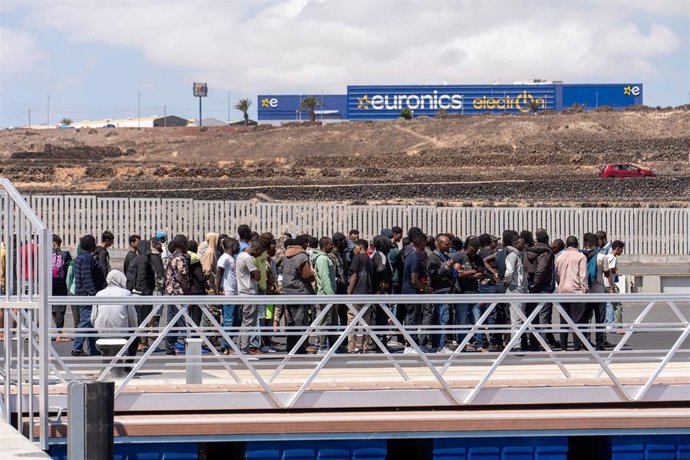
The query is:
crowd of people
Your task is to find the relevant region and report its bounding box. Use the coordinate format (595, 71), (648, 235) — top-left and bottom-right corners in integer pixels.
(51, 224), (626, 357)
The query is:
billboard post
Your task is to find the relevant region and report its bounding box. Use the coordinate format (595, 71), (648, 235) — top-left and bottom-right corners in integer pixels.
(193, 82), (208, 127)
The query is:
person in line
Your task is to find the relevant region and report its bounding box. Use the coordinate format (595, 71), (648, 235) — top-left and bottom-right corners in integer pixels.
(586, 233), (608, 350)
(345, 229), (359, 265)
(281, 235), (315, 354)
(256, 233), (276, 352)
(401, 232), (429, 353)
(237, 225), (253, 253)
(330, 232), (350, 333)
(236, 240), (266, 355)
(91, 270), (139, 370)
(311, 237), (337, 353)
(597, 231), (612, 255)
(65, 243), (82, 333)
(51, 234), (72, 342)
(503, 235), (530, 351)
(187, 240), (209, 328)
(605, 240), (626, 333)
(123, 234), (141, 275)
(427, 234), (455, 352)
(371, 234), (393, 350)
(155, 231), (170, 259)
(555, 236), (589, 351)
(451, 238), (486, 351)
(477, 233), (500, 351)
(126, 239), (156, 350)
(526, 229), (559, 349)
(72, 234), (106, 356)
(164, 235), (190, 356)
(94, 230), (114, 282)
(216, 237), (240, 354)
(347, 239), (375, 353)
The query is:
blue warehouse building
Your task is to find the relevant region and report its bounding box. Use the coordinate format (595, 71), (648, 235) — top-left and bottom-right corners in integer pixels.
(258, 82), (642, 121)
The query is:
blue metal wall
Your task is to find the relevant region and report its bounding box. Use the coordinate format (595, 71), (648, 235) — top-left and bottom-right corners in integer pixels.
(561, 83), (643, 110)
(258, 95), (347, 121)
(257, 84), (643, 121)
(347, 85), (557, 119)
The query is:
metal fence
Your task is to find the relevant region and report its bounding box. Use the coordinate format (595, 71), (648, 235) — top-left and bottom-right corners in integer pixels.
(26, 195), (690, 255)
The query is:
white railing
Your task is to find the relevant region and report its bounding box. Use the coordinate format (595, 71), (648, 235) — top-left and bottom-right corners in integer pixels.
(0, 179), (51, 449)
(26, 195), (690, 255)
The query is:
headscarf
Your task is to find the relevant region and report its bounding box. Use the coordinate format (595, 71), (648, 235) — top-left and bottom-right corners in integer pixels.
(201, 232), (219, 274)
(106, 269), (127, 289)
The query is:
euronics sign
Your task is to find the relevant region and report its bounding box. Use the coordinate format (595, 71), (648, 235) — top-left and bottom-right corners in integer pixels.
(348, 85), (556, 119)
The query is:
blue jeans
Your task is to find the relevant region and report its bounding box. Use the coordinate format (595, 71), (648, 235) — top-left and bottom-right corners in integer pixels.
(72, 305), (98, 355)
(455, 303), (474, 344)
(476, 284), (498, 348)
(221, 304), (238, 350)
(432, 303), (450, 350)
(165, 305), (187, 353)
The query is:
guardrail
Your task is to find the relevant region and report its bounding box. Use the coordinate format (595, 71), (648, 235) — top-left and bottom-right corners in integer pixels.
(26, 195), (690, 255)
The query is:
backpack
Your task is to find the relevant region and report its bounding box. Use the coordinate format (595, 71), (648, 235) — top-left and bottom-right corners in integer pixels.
(586, 252), (599, 289)
(52, 250), (66, 279)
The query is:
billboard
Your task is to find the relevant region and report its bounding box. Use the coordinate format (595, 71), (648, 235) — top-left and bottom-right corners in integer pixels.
(258, 95), (348, 121)
(561, 83), (643, 110)
(193, 82), (208, 97)
(347, 84), (557, 120)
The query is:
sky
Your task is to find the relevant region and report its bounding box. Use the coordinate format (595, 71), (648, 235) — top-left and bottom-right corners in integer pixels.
(1, 0), (689, 127)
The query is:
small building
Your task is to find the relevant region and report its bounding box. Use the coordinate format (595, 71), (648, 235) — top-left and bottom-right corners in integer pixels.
(153, 116), (189, 127)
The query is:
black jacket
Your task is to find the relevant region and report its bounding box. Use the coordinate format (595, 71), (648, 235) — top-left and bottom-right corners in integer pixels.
(188, 256), (208, 295)
(126, 240), (156, 295)
(427, 250), (455, 292)
(526, 243), (554, 291)
(94, 246), (110, 281)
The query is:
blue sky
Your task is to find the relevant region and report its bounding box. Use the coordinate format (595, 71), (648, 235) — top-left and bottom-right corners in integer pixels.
(1, 0), (688, 127)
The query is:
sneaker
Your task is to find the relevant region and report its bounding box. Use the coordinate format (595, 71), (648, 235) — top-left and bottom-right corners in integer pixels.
(387, 339), (403, 347)
(248, 348), (264, 355)
(347, 348), (362, 354)
(70, 349), (85, 357)
(438, 346), (455, 354)
(259, 345), (275, 353)
(317, 348), (329, 355)
(403, 347), (418, 355)
(175, 342), (186, 353)
(476, 347), (489, 353)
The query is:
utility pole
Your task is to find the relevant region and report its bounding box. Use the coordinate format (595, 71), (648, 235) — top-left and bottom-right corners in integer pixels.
(227, 91), (230, 124)
(47, 94), (50, 128)
(28, 108), (31, 128)
(164, 105), (167, 127)
(138, 93), (141, 128)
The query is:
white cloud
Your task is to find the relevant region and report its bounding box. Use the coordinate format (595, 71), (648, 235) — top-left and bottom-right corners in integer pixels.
(0, 26), (44, 79)
(19, 0), (685, 93)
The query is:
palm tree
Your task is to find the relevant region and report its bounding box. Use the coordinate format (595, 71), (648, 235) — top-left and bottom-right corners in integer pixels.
(528, 100), (540, 114)
(234, 98), (252, 126)
(60, 118), (73, 126)
(400, 108), (413, 120)
(300, 96), (320, 122)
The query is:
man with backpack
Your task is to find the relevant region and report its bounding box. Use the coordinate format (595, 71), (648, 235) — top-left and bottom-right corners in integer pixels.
(52, 235), (72, 342)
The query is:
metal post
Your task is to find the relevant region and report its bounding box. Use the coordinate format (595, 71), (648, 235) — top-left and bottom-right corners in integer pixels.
(185, 338), (203, 384)
(28, 109), (31, 129)
(68, 381), (114, 460)
(38, 228), (51, 449)
(198, 96), (202, 127)
(46, 94), (50, 128)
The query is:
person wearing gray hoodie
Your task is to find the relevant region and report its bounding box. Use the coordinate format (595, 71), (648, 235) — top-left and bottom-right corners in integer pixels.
(503, 235), (530, 350)
(91, 270), (139, 360)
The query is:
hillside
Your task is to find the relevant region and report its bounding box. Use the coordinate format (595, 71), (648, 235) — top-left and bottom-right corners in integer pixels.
(2, 108), (689, 207)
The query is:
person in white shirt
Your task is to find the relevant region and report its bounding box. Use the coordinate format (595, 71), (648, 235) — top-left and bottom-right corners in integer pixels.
(216, 237), (240, 354)
(236, 240), (266, 354)
(605, 241), (626, 332)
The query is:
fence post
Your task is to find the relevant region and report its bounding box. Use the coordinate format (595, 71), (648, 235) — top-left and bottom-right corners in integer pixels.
(67, 381), (114, 460)
(185, 338), (203, 384)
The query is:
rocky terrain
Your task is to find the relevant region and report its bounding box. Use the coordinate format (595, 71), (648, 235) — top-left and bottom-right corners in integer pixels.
(1, 107), (689, 207)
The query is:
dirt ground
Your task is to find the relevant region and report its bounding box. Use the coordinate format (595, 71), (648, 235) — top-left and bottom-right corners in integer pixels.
(1, 106), (689, 207)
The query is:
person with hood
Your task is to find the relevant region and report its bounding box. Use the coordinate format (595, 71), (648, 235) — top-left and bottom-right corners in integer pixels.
(525, 229), (558, 349)
(201, 233), (220, 290)
(281, 234), (315, 354)
(126, 239), (156, 349)
(311, 236), (337, 352)
(72, 234), (106, 356)
(91, 270), (139, 362)
(188, 240), (209, 328)
(503, 235), (530, 351)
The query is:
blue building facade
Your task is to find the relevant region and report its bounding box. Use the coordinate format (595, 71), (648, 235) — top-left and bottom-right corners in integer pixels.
(257, 83), (642, 121)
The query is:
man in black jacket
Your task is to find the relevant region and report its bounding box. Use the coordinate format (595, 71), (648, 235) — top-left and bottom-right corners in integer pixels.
(526, 229), (559, 349)
(94, 231), (114, 282)
(427, 234), (455, 351)
(126, 239), (156, 328)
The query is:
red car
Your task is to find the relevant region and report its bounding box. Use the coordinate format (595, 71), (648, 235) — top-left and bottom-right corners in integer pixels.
(598, 163), (656, 178)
